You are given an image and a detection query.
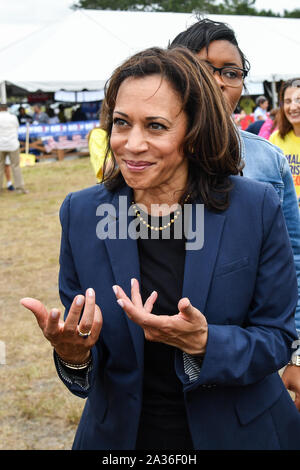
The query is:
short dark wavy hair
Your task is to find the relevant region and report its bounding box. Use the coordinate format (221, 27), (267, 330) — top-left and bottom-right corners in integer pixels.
(169, 17), (250, 75)
(101, 46), (243, 212)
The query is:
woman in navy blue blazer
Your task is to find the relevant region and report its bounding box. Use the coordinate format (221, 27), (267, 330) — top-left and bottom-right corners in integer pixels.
(21, 47), (300, 450)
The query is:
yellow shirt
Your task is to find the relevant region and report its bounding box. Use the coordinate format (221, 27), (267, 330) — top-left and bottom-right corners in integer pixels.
(88, 128), (110, 182)
(269, 130), (300, 198)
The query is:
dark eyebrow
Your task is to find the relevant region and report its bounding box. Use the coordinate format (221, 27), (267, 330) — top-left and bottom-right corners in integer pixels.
(113, 111), (172, 125)
(145, 116), (172, 125)
(113, 111), (128, 118)
(203, 60), (242, 68)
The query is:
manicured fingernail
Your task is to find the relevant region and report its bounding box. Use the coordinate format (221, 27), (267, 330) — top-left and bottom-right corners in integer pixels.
(131, 278), (135, 287)
(117, 299), (124, 308)
(151, 291), (157, 297)
(88, 288), (94, 297)
(51, 309), (59, 319)
(112, 285), (118, 295)
(76, 296), (84, 306)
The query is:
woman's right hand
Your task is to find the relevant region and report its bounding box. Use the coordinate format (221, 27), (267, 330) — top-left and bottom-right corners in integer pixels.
(20, 288), (103, 365)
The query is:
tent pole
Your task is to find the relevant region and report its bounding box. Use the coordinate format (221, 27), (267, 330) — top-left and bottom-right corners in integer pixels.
(0, 81), (7, 104)
(271, 77), (277, 108)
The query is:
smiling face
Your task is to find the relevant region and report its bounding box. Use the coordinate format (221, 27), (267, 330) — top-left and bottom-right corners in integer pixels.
(283, 87), (300, 129)
(110, 74), (188, 202)
(197, 40), (244, 112)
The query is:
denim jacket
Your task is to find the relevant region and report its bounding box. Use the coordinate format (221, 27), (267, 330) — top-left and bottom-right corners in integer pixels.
(241, 130), (300, 332)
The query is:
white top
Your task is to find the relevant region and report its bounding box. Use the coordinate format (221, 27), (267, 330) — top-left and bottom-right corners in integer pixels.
(254, 106), (268, 121)
(0, 111), (20, 151)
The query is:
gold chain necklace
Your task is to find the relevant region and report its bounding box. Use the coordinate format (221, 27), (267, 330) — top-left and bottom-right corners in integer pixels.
(132, 194), (190, 232)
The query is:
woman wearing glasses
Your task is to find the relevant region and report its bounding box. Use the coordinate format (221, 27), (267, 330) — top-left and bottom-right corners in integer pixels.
(170, 18), (300, 411)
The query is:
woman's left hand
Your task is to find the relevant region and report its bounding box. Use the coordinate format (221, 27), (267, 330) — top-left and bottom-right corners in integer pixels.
(281, 364), (300, 411)
(113, 278), (208, 355)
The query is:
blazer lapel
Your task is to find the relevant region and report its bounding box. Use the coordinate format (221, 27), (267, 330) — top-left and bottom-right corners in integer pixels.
(103, 186), (144, 369)
(182, 204), (226, 316)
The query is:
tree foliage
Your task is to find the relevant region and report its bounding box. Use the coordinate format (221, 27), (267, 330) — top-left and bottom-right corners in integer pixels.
(218, 0), (256, 15)
(283, 9), (300, 18)
(71, 0), (300, 17)
(72, 0), (219, 12)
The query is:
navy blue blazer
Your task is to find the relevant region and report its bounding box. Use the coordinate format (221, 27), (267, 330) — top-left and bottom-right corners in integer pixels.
(56, 175), (300, 450)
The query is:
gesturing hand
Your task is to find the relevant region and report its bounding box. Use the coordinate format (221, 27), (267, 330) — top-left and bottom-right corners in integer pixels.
(20, 288), (103, 364)
(281, 365), (300, 412)
(113, 278), (208, 355)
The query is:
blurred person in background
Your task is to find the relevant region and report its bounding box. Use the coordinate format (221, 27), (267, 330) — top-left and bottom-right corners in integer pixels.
(254, 95), (269, 121)
(269, 79), (300, 161)
(245, 118), (265, 135)
(71, 105), (87, 122)
(259, 108), (278, 140)
(88, 126), (111, 182)
(17, 106), (32, 125)
(89, 103), (114, 182)
(170, 18), (300, 410)
(4, 155), (14, 190)
(58, 104), (67, 123)
(270, 79), (300, 205)
(32, 104), (49, 124)
(46, 107), (60, 125)
(0, 103), (28, 194)
(239, 94), (255, 115)
(234, 108), (254, 130)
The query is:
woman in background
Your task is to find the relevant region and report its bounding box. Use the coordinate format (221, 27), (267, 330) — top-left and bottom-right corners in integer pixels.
(270, 79), (300, 207)
(269, 79), (300, 163)
(258, 108), (278, 140)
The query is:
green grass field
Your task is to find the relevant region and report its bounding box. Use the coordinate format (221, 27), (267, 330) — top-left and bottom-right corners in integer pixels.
(0, 156), (97, 449)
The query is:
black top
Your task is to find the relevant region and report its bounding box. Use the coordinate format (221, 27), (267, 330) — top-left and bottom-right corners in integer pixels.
(135, 210), (194, 450)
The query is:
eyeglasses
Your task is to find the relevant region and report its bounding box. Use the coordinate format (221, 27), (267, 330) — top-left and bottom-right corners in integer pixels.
(205, 64), (248, 88)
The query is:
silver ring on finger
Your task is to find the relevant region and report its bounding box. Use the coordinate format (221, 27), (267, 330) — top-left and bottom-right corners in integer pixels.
(77, 326), (92, 338)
